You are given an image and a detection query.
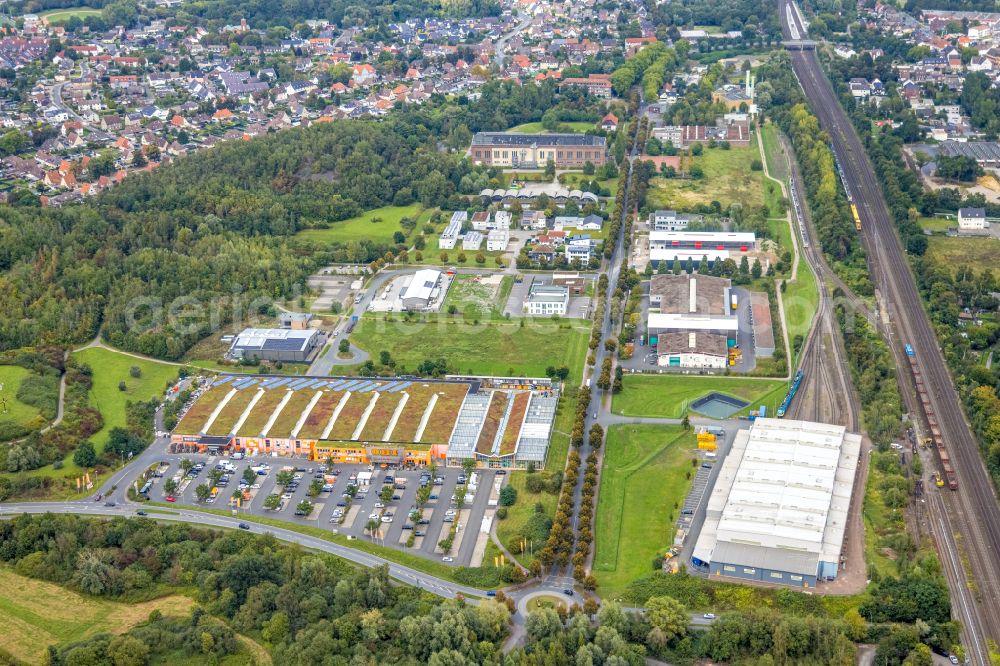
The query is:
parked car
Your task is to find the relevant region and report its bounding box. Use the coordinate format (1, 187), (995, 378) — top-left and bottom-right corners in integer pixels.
(165, 495), (176, 502)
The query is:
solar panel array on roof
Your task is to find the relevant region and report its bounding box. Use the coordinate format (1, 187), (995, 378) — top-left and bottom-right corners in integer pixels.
(355, 381), (378, 393)
(271, 378), (292, 388)
(377, 381), (399, 392)
(387, 381), (412, 393)
(233, 378), (257, 389)
(262, 337), (308, 351)
(326, 380), (346, 390)
(340, 380), (363, 392)
(308, 379), (327, 389)
(214, 376), (233, 386)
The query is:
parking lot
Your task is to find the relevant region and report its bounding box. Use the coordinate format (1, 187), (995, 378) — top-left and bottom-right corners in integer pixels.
(618, 285), (758, 374)
(368, 272), (453, 313)
(142, 452), (499, 568)
(503, 274), (593, 319)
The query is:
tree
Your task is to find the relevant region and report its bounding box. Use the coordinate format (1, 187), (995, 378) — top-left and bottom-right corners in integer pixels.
(73, 441), (97, 467)
(107, 635), (149, 666)
(645, 595), (688, 644)
(308, 479), (324, 497)
(195, 484), (211, 502)
(243, 467), (258, 486)
(118, 380), (127, 392)
(180, 458), (194, 474)
(163, 478), (178, 496)
(264, 494), (281, 510)
(338, 339), (350, 354)
(296, 499), (314, 515)
(262, 610), (290, 643)
(681, 414), (690, 430)
(276, 470), (294, 487)
(457, 252), (467, 264)
(499, 485), (517, 506)
(380, 485), (394, 503)
(231, 489), (244, 506)
(544, 158), (556, 178)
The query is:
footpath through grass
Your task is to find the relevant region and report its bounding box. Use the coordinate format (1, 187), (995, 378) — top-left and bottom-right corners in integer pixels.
(73, 347), (180, 454)
(593, 425), (695, 599)
(611, 374), (788, 418)
(351, 315), (590, 382)
(0, 567), (194, 664)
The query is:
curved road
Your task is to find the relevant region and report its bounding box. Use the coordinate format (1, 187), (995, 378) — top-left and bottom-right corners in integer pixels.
(0, 501), (486, 599)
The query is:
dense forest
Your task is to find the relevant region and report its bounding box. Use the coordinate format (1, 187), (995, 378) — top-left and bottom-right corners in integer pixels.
(2, 513), (945, 665)
(0, 80), (609, 361)
(176, 0), (499, 28)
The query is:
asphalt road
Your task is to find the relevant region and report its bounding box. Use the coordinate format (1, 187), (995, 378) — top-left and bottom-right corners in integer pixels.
(0, 501), (484, 599)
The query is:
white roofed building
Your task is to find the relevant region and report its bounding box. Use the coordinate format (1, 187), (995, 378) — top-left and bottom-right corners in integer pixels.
(400, 269), (442, 310)
(649, 231), (755, 265)
(692, 419), (863, 588)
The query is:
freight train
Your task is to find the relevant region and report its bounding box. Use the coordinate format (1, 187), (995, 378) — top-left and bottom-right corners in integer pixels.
(907, 344), (957, 490)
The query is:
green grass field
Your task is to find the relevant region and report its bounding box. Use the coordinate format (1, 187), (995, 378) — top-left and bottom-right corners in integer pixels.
(593, 425), (695, 599)
(611, 374), (788, 418)
(0, 365), (45, 430)
(783, 260), (819, 345)
(351, 316), (590, 381)
(508, 121), (594, 134)
(756, 123), (817, 351)
(759, 123), (788, 183)
(918, 216), (954, 233)
(647, 138), (766, 212)
(0, 567), (194, 664)
(296, 204), (424, 245)
(926, 235), (1000, 273)
(72, 347), (179, 452)
(39, 7), (101, 21)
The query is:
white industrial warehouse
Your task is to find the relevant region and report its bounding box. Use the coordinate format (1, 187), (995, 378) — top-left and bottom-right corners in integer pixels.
(692, 418), (862, 588)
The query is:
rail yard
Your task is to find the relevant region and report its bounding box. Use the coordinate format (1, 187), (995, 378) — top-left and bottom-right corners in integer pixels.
(781, 1), (1000, 661)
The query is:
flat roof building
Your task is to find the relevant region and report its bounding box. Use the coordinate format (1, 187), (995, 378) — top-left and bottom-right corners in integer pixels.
(470, 132), (607, 168)
(228, 328), (322, 363)
(692, 419), (863, 588)
(656, 331), (729, 368)
(647, 273), (738, 343)
(439, 216), (463, 249)
(401, 268), (442, 310)
(750, 291), (775, 357)
(649, 231), (755, 266)
(525, 282), (569, 316)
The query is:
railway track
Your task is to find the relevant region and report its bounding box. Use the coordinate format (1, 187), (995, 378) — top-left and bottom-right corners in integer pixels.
(779, 128), (858, 430)
(780, 1), (1000, 660)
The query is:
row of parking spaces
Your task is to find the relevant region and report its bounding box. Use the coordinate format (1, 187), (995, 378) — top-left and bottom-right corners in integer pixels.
(676, 461), (715, 534)
(142, 453), (496, 567)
